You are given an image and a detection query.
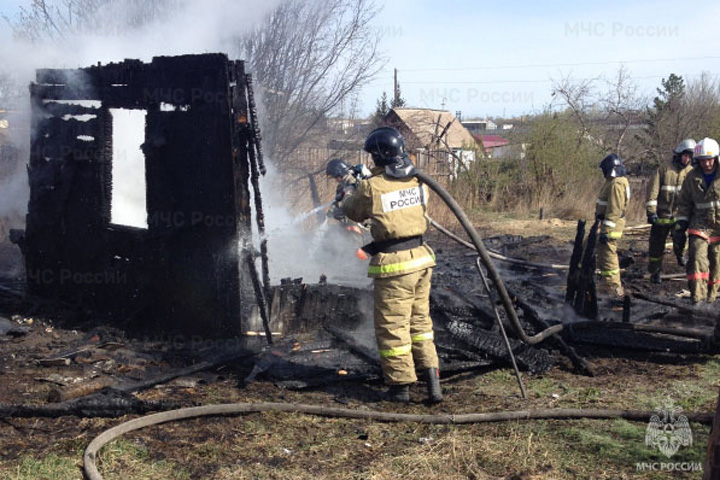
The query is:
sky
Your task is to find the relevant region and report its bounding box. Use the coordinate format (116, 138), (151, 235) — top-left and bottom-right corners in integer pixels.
(363, 0), (720, 119)
(1, 0), (719, 120)
(1, 0), (719, 282)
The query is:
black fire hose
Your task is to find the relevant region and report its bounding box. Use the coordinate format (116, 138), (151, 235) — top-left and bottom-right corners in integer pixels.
(414, 171), (563, 345)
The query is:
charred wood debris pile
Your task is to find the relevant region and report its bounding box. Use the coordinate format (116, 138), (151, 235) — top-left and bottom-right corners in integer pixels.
(1, 217), (715, 418)
(0, 54), (716, 416)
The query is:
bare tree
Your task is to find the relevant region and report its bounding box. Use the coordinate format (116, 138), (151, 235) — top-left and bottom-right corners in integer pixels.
(236, 0), (386, 170)
(8, 0), (100, 42)
(550, 73), (598, 148)
(551, 68), (645, 162)
(684, 72), (720, 139)
(600, 65), (646, 156)
(3, 0), (177, 43)
(637, 73), (720, 169)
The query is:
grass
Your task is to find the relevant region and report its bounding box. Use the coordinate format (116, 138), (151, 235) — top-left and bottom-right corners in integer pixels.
(98, 438), (190, 480)
(5, 454), (80, 480)
(3, 360), (712, 480)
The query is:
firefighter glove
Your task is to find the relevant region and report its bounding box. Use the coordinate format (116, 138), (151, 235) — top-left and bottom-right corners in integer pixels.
(352, 164), (371, 179)
(647, 214), (658, 225)
(598, 233), (609, 245)
(332, 208), (346, 221)
(328, 203), (345, 221)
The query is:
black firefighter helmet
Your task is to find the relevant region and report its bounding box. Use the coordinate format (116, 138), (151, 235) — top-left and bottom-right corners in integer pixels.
(599, 153), (626, 178)
(326, 158), (350, 178)
(364, 126), (406, 166)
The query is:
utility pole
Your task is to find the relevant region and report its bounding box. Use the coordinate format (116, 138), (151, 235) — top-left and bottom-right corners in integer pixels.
(393, 68), (399, 106)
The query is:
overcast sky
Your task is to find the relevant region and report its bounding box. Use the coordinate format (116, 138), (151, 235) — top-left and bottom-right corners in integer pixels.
(1, 0), (719, 120)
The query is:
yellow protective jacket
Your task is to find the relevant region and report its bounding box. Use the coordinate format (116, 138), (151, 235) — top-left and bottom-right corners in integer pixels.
(342, 173), (436, 278)
(676, 166), (720, 238)
(645, 161), (692, 224)
(596, 176), (630, 239)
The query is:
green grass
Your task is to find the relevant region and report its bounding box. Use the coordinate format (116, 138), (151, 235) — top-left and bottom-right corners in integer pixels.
(1, 360), (715, 480)
(96, 438), (191, 480)
(5, 454), (80, 480)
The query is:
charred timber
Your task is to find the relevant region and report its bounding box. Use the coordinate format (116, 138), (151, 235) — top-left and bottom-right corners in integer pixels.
(445, 319), (555, 373)
(507, 287), (596, 377)
(23, 54), (263, 337)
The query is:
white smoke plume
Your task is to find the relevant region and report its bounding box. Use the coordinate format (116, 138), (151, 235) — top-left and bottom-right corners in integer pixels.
(0, 0), (375, 290)
(0, 0), (282, 223)
(258, 161), (373, 288)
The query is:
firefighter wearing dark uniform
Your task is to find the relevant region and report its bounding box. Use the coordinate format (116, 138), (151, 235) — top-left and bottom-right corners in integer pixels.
(341, 126), (442, 404)
(326, 158), (359, 222)
(596, 154), (630, 297)
(675, 137), (720, 304)
(645, 139), (695, 283)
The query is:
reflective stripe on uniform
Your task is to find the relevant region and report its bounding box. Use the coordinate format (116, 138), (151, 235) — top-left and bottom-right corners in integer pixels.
(661, 185), (680, 192)
(688, 272), (710, 281)
(378, 344), (411, 358)
(368, 254), (435, 276)
(603, 219), (616, 228)
(648, 256), (662, 262)
(600, 268), (620, 277)
(689, 229), (709, 241)
(676, 216), (689, 222)
(655, 218), (675, 225)
(411, 331), (434, 343)
(646, 200), (658, 207)
(607, 231), (623, 239)
(596, 199), (608, 206)
(696, 201), (720, 209)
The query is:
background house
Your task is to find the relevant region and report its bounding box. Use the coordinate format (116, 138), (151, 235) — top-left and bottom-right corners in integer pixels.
(383, 108), (477, 177)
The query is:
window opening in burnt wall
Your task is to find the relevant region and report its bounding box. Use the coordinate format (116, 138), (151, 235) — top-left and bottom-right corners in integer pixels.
(109, 108), (147, 229)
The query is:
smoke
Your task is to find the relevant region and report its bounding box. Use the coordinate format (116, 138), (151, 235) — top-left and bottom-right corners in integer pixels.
(0, 0), (282, 225)
(258, 161), (373, 288)
(0, 0), (370, 292)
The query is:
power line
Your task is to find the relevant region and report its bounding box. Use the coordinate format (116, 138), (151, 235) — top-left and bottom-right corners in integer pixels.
(382, 72), (720, 86)
(398, 56), (720, 73)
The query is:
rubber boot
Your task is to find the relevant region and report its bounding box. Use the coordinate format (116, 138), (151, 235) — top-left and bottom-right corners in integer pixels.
(650, 272), (662, 284)
(385, 384), (410, 403)
(425, 368), (443, 404)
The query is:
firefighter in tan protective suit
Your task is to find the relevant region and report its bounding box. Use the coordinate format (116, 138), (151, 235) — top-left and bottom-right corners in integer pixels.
(596, 154), (630, 297)
(645, 139), (695, 283)
(340, 126), (442, 404)
(674, 137), (720, 305)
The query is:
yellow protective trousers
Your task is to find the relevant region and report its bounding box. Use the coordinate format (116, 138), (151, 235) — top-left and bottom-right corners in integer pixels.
(648, 223), (673, 274)
(687, 232), (720, 303)
(373, 267), (439, 385)
(597, 238), (621, 290)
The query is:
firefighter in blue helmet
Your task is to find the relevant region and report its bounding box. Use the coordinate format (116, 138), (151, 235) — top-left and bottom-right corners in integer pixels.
(326, 158), (355, 222)
(596, 153), (630, 297)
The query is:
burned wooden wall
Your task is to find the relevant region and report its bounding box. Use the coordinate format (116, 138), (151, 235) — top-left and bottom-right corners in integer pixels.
(19, 53), (262, 337)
